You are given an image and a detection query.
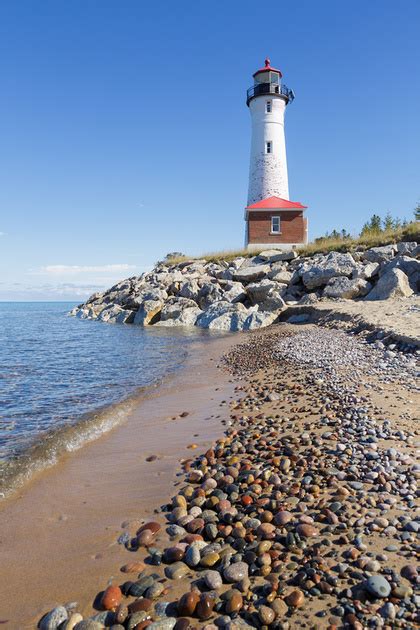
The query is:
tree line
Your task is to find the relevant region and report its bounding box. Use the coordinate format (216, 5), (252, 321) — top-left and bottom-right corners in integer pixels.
(316, 202), (419, 243)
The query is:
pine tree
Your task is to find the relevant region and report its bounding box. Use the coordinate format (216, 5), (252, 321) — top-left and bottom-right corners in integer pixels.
(415, 203), (420, 221)
(382, 212), (394, 231)
(368, 214), (382, 233)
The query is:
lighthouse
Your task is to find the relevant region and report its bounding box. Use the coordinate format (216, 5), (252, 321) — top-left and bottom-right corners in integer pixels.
(244, 59), (308, 251)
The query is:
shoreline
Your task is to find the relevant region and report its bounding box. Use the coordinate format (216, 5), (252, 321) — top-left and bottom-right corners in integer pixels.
(1, 321), (419, 629)
(0, 333), (240, 628)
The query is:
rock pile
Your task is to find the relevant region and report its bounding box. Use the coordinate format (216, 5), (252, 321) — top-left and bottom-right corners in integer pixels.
(38, 327), (419, 629)
(70, 244), (420, 332)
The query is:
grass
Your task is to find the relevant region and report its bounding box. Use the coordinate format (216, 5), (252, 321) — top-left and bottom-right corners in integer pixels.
(298, 221), (420, 256)
(164, 221), (419, 265)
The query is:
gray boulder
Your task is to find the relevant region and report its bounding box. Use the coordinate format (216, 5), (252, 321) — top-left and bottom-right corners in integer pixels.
(85, 291), (104, 304)
(233, 264), (270, 283)
(155, 306), (202, 327)
(269, 269), (292, 284)
(364, 268), (413, 300)
(246, 279), (287, 312)
(133, 299), (162, 325)
(396, 241), (417, 256)
(178, 279), (200, 302)
(362, 244), (397, 263)
(258, 249), (291, 263)
(197, 282), (225, 309)
(223, 281), (247, 303)
(265, 250), (298, 262)
(196, 302), (250, 331)
(380, 255), (420, 280)
(297, 292), (319, 305)
(301, 252), (357, 289)
(230, 257), (247, 270)
(115, 309), (135, 324)
(260, 291), (286, 312)
(243, 310), (278, 330)
(246, 279), (280, 303)
(354, 261), (380, 280)
(323, 277), (371, 299)
(97, 304), (126, 322)
(160, 297), (198, 320)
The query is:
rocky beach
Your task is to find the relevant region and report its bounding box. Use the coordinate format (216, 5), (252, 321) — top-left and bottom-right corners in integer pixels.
(29, 316), (419, 630)
(69, 242), (420, 334)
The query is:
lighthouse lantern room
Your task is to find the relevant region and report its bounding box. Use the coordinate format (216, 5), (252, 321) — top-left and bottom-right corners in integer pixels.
(245, 59), (308, 251)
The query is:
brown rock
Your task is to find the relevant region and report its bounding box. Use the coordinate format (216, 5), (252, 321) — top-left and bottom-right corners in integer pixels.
(128, 598), (153, 613)
(178, 591), (200, 617)
(285, 589), (305, 608)
(196, 594), (215, 620)
(186, 518), (205, 534)
(137, 521), (161, 535)
(258, 605), (275, 624)
(164, 547), (185, 563)
(101, 584), (122, 611)
(121, 562), (146, 574)
(257, 522), (276, 539)
(274, 511), (293, 526)
(225, 592), (243, 614)
(296, 524), (318, 538)
(137, 529), (154, 547)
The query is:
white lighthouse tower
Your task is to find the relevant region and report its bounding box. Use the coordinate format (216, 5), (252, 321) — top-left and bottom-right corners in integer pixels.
(245, 59), (308, 250)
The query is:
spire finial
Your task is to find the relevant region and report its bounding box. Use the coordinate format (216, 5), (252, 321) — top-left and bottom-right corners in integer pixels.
(265, 57), (271, 67)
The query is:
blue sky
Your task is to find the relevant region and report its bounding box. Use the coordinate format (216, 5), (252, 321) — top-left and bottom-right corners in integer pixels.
(0, 0), (419, 300)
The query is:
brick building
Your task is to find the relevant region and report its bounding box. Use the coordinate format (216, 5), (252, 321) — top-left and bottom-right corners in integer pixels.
(245, 59), (308, 250)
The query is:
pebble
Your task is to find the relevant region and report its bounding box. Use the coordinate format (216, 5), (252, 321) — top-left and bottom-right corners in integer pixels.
(62, 614), (83, 630)
(364, 575), (392, 598)
(196, 594), (216, 620)
(178, 591), (200, 617)
(121, 562), (146, 574)
(165, 562), (189, 580)
(258, 605), (275, 624)
(223, 562), (248, 583)
(40, 606), (68, 630)
(36, 326), (420, 630)
(204, 570), (223, 590)
(285, 590), (305, 608)
(101, 585), (122, 611)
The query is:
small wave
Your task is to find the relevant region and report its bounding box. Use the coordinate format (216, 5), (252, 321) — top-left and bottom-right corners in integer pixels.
(0, 390), (147, 500)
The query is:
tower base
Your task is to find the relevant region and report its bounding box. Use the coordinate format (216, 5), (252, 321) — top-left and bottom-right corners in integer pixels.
(246, 242), (306, 252)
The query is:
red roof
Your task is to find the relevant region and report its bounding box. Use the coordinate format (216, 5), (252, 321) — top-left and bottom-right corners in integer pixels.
(246, 196), (307, 210)
(253, 57), (283, 78)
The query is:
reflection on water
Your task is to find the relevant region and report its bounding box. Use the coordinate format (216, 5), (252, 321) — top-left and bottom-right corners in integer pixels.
(0, 302), (215, 495)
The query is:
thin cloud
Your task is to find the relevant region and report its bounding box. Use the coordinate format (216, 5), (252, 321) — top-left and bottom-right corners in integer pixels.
(39, 264), (136, 275)
(0, 232), (6, 236)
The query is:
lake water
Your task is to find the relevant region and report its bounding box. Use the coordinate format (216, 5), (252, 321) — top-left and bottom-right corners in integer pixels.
(0, 302), (214, 496)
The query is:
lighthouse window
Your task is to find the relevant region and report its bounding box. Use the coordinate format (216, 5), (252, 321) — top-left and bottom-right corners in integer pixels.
(266, 100), (272, 113)
(271, 216), (281, 233)
(266, 141), (272, 154)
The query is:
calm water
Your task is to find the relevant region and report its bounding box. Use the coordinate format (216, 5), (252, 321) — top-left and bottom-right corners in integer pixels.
(0, 302), (213, 495)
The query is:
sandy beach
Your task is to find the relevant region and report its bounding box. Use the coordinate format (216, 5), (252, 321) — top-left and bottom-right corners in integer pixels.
(1, 321), (419, 629)
(0, 334), (239, 628)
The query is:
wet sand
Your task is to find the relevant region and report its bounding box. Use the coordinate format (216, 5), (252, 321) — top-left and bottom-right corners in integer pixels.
(0, 333), (240, 629)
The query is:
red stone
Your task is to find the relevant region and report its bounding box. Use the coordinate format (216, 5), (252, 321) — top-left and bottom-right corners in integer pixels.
(101, 585), (122, 611)
(137, 521), (161, 535)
